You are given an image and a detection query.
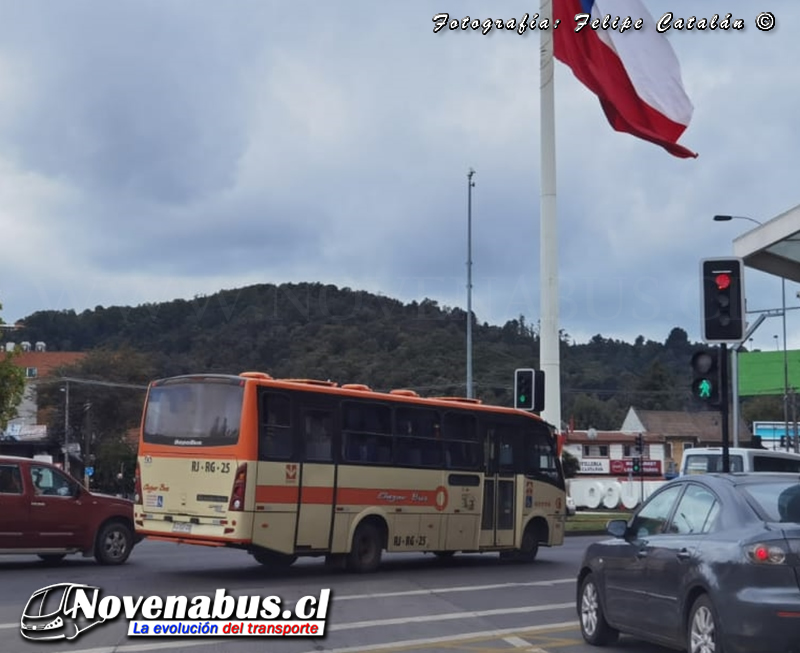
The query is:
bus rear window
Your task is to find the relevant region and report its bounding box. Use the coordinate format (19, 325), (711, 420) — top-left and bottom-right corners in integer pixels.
(143, 381), (244, 447)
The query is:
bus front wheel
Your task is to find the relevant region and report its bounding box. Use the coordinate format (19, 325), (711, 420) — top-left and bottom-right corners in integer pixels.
(347, 522), (383, 573)
(500, 522), (541, 563)
(252, 549), (297, 568)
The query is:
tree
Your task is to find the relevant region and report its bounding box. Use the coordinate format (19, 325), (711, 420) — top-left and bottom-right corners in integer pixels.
(561, 450), (580, 478)
(37, 346), (154, 489)
(0, 304), (25, 430)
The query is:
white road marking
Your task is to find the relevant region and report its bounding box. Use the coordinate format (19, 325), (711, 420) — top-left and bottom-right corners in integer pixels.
(0, 576), (576, 630)
(334, 577), (574, 601)
(327, 601), (574, 631)
(305, 621), (579, 653)
(503, 635), (533, 647)
(503, 638), (550, 653)
(35, 620), (580, 653)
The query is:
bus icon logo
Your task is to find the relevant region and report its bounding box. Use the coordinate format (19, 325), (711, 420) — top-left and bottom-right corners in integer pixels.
(20, 583), (105, 641)
(285, 464), (298, 482)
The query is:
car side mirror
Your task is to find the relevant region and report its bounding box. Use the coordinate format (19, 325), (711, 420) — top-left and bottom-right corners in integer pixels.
(606, 519), (629, 539)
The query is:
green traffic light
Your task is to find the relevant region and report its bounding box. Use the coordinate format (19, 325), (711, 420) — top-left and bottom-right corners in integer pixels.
(697, 379), (712, 398)
(519, 395), (527, 403)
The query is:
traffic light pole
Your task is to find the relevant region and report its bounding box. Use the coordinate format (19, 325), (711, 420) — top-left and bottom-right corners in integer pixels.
(720, 343), (731, 473)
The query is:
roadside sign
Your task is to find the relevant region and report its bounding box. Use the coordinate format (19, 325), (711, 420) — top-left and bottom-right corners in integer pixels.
(85, 466), (94, 477)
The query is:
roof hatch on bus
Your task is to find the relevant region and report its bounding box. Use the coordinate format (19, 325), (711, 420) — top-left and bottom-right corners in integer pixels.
(239, 372), (272, 379)
(389, 389), (419, 397)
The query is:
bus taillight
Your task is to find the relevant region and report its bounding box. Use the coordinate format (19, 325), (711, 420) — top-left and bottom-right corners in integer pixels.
(134, 462), (142, 505)
(228, 464), (247, 511)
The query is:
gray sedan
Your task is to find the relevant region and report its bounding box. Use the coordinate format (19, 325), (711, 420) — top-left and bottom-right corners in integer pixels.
(575, 472), (800, 653)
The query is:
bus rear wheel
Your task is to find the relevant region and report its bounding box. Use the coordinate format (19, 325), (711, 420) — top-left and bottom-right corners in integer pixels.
(252, 549), (297, 568)
(347, 522), (382, 573)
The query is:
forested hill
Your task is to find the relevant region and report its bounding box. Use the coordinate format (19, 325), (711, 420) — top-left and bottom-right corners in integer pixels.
(12, 282), (770, 430)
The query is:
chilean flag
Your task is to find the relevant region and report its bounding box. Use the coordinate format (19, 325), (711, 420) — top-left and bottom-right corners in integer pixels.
(554, 0), (697, 158)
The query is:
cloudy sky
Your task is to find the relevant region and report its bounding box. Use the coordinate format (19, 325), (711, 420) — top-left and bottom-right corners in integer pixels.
(0, 1), (798, 352)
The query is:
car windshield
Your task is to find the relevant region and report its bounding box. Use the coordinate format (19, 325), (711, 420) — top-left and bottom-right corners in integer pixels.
(740, 480), (800, 523)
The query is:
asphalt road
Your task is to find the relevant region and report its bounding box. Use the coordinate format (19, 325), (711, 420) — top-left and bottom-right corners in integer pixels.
(0, 537), (675, 653)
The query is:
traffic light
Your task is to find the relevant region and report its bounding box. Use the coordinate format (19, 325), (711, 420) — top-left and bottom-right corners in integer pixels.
(635, 433), (644, 454)
(690, 349), (720, 406)
(514, 368), (545, 411)
(632, 457), (642, 474)
(701, 257), (745, 343)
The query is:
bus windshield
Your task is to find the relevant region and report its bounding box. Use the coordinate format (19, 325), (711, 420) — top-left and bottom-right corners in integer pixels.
(143, 380), (244, 447)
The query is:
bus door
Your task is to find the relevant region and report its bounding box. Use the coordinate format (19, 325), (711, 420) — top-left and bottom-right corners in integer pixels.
(252, 390), (299, 555)
(480, 425), (517, 548)
(294, 400), (337, 551)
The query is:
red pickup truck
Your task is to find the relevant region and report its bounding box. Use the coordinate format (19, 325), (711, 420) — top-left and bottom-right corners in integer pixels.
(0, 455), (138, 565)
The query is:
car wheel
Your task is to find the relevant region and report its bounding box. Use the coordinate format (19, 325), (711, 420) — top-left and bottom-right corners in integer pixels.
(37, 554), (66, 565)
(346, 521), (382, 573)
(688, 594), (721, 653)
(578, 573), (619, 646)
(94, 520), (133, 565)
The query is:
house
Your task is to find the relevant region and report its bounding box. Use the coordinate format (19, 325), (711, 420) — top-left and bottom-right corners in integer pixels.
(563, 429), (668, 478)
(1, 341), (87, 464)
(620, 407), (752, 476)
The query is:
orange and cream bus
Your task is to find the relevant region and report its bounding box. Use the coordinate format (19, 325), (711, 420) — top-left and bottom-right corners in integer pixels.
(133, 372), (566, 572)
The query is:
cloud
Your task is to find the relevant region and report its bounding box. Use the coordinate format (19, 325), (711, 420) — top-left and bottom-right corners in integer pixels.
(0, 0), (798, 356)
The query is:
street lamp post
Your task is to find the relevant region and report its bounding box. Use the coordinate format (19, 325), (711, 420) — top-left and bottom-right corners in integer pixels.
(63, 381), (70, 475)
(713, 215), (790, 449)
(466, 168), (476, 399)
(781, 276), (791, 450)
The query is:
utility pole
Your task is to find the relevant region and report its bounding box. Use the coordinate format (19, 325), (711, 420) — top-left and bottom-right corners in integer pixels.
(466, 168), (475, 398)
(792, 388), (799, 453)
(63, 380), (70, 475)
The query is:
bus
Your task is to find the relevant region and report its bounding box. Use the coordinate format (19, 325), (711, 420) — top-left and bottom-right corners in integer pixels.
(133, 372), (566, 572)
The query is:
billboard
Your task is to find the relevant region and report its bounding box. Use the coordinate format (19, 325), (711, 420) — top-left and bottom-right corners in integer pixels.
(737, 350), (800, 396)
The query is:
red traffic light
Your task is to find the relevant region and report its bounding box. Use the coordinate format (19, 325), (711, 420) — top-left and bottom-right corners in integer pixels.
(715, 273), (731, 290)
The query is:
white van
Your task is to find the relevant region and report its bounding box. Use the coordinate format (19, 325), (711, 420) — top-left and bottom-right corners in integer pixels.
(680, 447), (800, 475)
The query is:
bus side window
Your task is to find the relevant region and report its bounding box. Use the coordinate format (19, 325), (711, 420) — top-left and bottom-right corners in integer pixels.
(303, 410), (333, 462)
(498, 426), (519, 473)
(259, 392), (294, 460)
(395, 407), (442, 468)
(483, 422), (519, 474)
(342, 402), (392, 464)
(442, 412), (481, 470)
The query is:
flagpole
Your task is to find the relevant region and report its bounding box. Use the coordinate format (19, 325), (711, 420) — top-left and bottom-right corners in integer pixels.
(539, 0), (561, 433)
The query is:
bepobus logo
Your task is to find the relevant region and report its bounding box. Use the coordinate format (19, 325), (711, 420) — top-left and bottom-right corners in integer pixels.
(20, 582), (332, 642)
